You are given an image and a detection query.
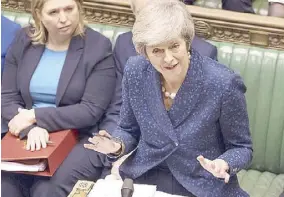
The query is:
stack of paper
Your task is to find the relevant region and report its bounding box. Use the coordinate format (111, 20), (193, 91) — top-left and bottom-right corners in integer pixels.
(1, 160), (47, 172)
(88, 179), (157, 197)
(154, 191), (187, 197)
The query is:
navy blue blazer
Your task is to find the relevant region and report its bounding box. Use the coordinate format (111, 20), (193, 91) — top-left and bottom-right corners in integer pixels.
(103, 31), (218, 134)
(112, 49), (253, 197)
(1, 16), (20, 76)
(1, 27), (116, 136)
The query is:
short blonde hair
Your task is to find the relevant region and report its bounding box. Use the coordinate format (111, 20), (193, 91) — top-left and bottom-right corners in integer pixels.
(132, 0), (195, 56)
(30, 0), (85, 45)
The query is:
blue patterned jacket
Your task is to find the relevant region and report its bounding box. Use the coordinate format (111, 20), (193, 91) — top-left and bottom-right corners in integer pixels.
(112, 49), (253, 197)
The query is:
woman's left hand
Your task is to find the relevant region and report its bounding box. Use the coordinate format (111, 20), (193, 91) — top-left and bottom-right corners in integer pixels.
(26, 126), (49, 151)
(8, 108), (36, 136)
(197, 155), (230, 183)
(84, 130), (122, 155)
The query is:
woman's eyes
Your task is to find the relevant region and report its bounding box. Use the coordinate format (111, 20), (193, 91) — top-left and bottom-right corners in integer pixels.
(171, 44), (180, 49)
(65, 7), (74, 12)
(152, 44), (180, 54)
(49, 10), (58, 15)
(48, 7), (73, 15)
(153, 48), (163, 54)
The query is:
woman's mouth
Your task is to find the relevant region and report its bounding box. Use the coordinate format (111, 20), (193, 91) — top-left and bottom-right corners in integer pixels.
(164, 63), (178, 70)
(59, 25), (70, 31)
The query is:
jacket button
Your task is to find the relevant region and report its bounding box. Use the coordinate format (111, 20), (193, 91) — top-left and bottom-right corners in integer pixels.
(175, 142), (178, 146)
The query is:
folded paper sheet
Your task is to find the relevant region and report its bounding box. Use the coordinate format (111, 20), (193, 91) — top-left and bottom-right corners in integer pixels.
(1, 160), (47, 172)
(88, 179), (157, 197)
(154, 191), (186, 197)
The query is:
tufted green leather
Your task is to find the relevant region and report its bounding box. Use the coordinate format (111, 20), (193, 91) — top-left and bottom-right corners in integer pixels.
(213, 41), (284, 173)
(88, 23), (131, 46)
(212, 41), (284, 196)
(237, 170), (284, 197)
(194, 0), (268, 15)
(2, 11), (33, 27)
(2, 11), (284, 197)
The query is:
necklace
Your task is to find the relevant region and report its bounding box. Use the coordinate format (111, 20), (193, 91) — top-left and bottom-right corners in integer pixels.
(161, 85), (176, 99)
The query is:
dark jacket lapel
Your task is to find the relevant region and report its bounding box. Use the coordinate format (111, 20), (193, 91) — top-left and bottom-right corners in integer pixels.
(55, 33), (84, 105)
(168, 49), (205, 128)
(143, 64), (177, 142)
(20, 44), (45, 109)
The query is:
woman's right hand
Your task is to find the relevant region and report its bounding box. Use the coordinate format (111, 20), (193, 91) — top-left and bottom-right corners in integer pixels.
(9, 108), (36, 137)
(26, 127), (49, 151)
(84, 130), (122, 155)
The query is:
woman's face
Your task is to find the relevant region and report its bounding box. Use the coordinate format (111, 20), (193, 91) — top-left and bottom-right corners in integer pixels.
(145, 37), (189, 81)
(40, 0), (80, 39)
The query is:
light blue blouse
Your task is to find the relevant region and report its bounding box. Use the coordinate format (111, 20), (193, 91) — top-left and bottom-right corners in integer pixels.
(30, 48), (67, 108)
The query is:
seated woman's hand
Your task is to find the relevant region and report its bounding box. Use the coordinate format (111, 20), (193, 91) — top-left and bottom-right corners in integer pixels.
(26, 126), (49, 151)
(84, 130), (122, 155)
(8, 108), (36, 136)
(197, 155), (230, 183)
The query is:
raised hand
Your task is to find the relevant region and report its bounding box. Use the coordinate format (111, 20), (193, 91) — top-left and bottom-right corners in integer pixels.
(84, 130), (122, 155)
(197, 155), (230, 183)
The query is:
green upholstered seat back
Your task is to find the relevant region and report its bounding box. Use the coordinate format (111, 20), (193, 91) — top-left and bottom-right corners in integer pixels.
(211, 41), (284, 174)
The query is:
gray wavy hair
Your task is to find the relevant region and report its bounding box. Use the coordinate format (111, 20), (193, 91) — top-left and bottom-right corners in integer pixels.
(132, 0), (195, 56)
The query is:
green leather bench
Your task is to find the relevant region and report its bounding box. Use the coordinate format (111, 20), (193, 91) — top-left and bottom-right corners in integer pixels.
(214, 42), (284, 197)
(2, 11), (284, 197)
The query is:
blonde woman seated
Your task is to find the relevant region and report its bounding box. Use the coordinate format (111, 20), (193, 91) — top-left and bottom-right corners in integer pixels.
(1, 0), (116, 196)
(85, 0), (253, 196)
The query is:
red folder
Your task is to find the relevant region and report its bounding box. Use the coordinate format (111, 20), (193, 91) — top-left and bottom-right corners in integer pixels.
(1, 129), (78, 176)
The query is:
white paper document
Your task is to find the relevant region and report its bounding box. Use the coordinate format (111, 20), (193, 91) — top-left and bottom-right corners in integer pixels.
(87, 179), (187, 197)
(88, 179), (157, 197)
(154, 191), (186, 197)
(1, 161), (47, 172)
